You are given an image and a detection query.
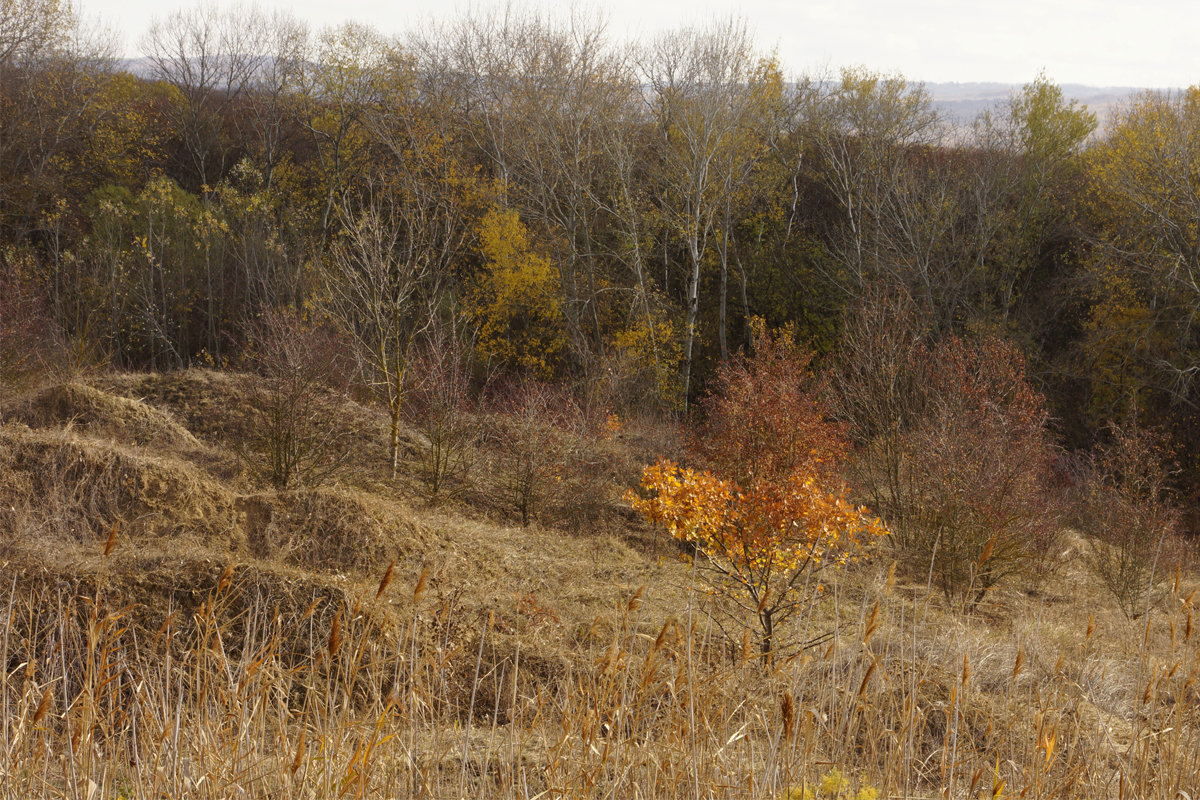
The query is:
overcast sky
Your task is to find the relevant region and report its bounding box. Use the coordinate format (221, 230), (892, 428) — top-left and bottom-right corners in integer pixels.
(81, 0), (1197, 88)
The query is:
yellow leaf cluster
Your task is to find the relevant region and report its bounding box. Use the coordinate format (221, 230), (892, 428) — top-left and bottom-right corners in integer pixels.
(626, 459), (887, 590)
(611, 313), (683, 407)
(467, 206), (568, 378)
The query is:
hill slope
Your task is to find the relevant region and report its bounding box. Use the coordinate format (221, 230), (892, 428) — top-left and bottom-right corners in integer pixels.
(1, 371), (1197, 799)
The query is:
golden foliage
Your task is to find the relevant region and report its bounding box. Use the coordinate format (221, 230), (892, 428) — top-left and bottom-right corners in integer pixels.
(611, 311), (683, 409)
(628, 459), (885, 579)
(467, 206), (568, 378)
(626, 319), (887, 655)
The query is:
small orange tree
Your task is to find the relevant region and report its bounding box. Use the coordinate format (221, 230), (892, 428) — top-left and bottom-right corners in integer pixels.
(627, 320), (886, 659)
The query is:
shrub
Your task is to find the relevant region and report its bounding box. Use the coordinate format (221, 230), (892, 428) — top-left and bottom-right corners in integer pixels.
(598, 307), (684, 415)
(487, 377), (573, 526)
(1075, 423), (1188, 619)
(692, 318), (846, 485)
(407, 322), (480, 499)
(829, 290), (1063, 606)
(825, 284), (928, 522)
(899, 336), (1063, 606)
(240, 308), (354, 489)
(629, 319), (887, 660)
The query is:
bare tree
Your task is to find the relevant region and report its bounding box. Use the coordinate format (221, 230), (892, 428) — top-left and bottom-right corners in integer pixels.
(488, 377), (581, 526)
(641, 18), (771, 404)
(407, 315), (480, 499)
(323, 184), (438, 478)
(1076, 424), (1187, 619)
(237, 11), (308, 191)
(240, 308), (352, 489)
(826, 284), (929, 530)
(298, 22), (390, 238)
(435, 9), (634, 365)
(0, 0), (65, 66)
(142, 5), (281, 190)
(308, 30), (486, 479)
(805, 70), (947, 310)
(808, 71), (1093, 335)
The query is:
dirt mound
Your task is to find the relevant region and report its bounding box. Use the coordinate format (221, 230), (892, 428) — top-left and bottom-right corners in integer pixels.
(2, 368), (680, 633)
(241, 486), (426, 573)
(0, 425), (431, 578)
(0, 425), (239, 545)
(98, 370), (260, 446)
(98, 370), (415, 488)
(8, 382), (200, 448)
(0, 551), (368, 678)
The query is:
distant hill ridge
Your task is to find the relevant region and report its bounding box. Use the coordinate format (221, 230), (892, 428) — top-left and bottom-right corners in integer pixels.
(924, 81), (1152, 129)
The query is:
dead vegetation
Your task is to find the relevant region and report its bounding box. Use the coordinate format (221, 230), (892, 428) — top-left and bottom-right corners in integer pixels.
(2, 543), (1198, 800)
(1, 370), (1199, 799)
(7, 382), (201, 449)
(0, 425), (239, 546)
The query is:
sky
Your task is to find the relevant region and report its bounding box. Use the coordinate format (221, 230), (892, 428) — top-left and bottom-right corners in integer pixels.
(79, 0), (1198, 89)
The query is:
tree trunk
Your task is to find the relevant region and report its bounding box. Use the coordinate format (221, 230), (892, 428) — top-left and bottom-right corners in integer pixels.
(390, 365), (404, 479)
(718, 238), (728, 362)
(681, 238), (702, 412)
(759, 609), (774, 668)
(737, 252), (753, 351)
(390, 401), (401, 480)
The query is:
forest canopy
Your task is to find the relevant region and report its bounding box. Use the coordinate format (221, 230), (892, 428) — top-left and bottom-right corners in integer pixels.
(3, 2), (1200, 519)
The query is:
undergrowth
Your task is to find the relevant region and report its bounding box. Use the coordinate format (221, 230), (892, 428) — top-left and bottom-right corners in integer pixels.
(1, 553), (1198, 799)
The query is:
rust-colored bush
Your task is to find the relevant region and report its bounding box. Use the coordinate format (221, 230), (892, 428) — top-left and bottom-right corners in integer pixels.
(829, 289), (1063, 606)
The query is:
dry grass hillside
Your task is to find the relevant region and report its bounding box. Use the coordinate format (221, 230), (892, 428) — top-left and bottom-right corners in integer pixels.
(1, 371), (1198, 799)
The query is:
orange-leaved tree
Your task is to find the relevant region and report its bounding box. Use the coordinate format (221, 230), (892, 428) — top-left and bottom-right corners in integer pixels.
(627, 319), (887, 660)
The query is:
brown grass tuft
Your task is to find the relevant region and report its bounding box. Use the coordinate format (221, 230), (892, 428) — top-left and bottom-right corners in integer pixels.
(412, 565), (429, 605)
(376, 560), (395, 599)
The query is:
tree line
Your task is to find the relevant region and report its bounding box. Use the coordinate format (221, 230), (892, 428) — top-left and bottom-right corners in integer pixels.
(3, 1), (1200, 522)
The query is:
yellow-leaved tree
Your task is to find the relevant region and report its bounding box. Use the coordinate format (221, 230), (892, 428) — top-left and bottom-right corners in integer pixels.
(627, 319), (887, 661)
(608, 302), (683, 412)
(467, 206), (568, 378)
(1085, 87), (1200, 414)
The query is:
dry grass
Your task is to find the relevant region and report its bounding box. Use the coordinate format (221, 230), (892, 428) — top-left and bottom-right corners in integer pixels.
(2, 548), (1198, 800)
(97, 371), (422, 492)
(2, 370), (1199, 799)
(0, 425), (241, 548)
(7, 382), (201, 449)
